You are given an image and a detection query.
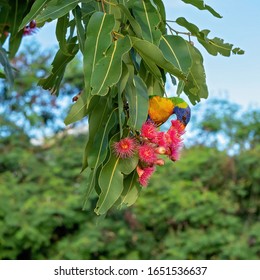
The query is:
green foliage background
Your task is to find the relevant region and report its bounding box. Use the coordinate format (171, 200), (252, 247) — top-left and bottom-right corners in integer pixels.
(0, 0), (257, 260)
(1, 114), (259, 259)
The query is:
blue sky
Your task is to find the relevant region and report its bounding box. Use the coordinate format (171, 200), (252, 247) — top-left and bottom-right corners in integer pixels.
(29, 0), (260, 109)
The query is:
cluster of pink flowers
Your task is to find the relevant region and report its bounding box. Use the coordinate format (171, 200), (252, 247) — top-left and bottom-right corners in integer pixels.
(113, 120), (185, 187)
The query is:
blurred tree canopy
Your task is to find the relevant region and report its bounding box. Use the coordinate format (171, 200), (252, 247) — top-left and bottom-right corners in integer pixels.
(0, 97), (259, 260)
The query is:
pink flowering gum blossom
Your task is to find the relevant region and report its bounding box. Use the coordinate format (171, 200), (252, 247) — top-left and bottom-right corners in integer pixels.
(138, 143), (157, 164)
(113, 137), (136, 158)
(140, 121), (158, 143)
(137, 166), (156, 187)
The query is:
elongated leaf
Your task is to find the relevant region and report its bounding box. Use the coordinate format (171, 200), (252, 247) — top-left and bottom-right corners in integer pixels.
(84, 12), (115, 91)
(118, 171), (141, 208)
(159, 35), (192, 75)
(95, 152), (138, 215)
(176, 17), (244, 56)
(126, 75), (149, 130)
(65, 12), (115, 124)
(131, 37), (187, 81)
(64, 92), (99, 126)
(107, 0), (122, 31)
(132, 0), (162, 45)
(118, 62), (129, 137)
(152, 0), (166, 33)
(85, 103), (116, 169)
(35, 0), (81, 23)
(38, 37), (78, 95)
(91, 36), (132, 96)
(183, 44), (208, 104)
(0, 1), (11, 45)
(72, 5), (85, 54)
(83, 108), (118, 201)
(19, 0), (49, 29)
(145, 73), (164, 97)
(7, 0), (28, 58)
(56, 14), (70, 55)
(117, 4), (142, 38)
(181, 0), (222, 18)
(0, 44), (14, 86)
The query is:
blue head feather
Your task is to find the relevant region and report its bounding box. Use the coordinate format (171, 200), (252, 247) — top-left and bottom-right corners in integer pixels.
(173, 105), (191, 126)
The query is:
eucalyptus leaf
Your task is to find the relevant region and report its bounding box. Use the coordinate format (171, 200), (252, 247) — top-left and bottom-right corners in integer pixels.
(176, 17), (244, 56)
(91, 36), (132, 96)
(131, 37), (187, 81)
(118, 171), (141, 208)
(126, 75), (149, 130)
(180, 0), (222, 18)
(38, 37), (78, 95)
(132, 0), (162, 45)
(35, 0), (81, 23)
(159, 35), (192, 75)
(95, 152), (138, 215)
(0, 44), (14, 86)
(183, 44), (208, 104)
(117, 4), (142, 38)
(72, 5), (85, 54)
(56, 14), (70, 55)
(82, 108), (118, 202)
(19, 0), (50, 29)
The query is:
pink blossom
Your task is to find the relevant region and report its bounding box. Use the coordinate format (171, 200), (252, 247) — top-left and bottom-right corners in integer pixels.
(138, 143), (157, 164)
(138, 166), (156, 187)
(113, 137), (136, 158)
(169, 120), (185, 135)
(140, 121), (158, 142)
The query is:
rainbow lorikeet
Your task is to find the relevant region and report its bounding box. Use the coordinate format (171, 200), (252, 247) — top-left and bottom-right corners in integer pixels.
(148, 95), (191, 127)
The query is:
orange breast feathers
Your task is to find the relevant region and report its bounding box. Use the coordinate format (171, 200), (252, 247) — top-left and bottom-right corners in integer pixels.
(148, 96), (174, 125)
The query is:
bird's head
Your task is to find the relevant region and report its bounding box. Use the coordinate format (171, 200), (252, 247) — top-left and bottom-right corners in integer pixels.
(171, 97), (191, 127)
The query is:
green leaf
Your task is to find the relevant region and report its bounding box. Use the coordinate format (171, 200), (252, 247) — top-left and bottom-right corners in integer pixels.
(0, 1), (11, 44)
(7, 0), (28, 58)
(176, 17), (244, 56)
(198, 30), (234, 57)
(232, 47), (245, 55)
(19, 0), (50, 29)
(183, 44), (208, 104)
(145, 73), (164, 97)
(180, 0), (222, 18)
(118, 62), (129, 137)
(107, 0), (122, 31)
(0, 72), (5, 79)
(72, 5), (85, 54)
(152, 0), (166, 33)
(118, 171), (141, 208)
(56, 14), (70, 55)
(95, 152), (138, 215)
(83, 107), (118, 202)
(84, 12), (115, 92)
(0, 44), (14, 86)
(64, 12), (115, 124)
(132, 0), (162, 45)
(159, 35), (192, 75)
(91, 36), (132, 96)
(64, 92), (99, 126)
(125, 75), (149, 130)
(38, 37), (78, 95)
(131, 37), (187, 81)
(35, 0), (82, 23)
(85, 103), (116, 169)
(117, 4), (142, 38)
